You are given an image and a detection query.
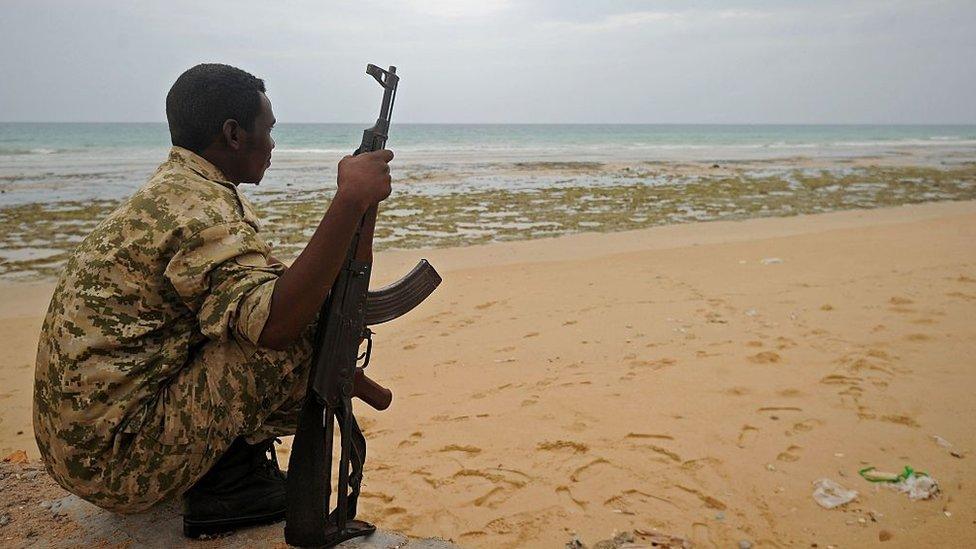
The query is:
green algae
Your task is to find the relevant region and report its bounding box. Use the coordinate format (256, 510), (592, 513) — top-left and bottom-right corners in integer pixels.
(2, 164), (975, 279)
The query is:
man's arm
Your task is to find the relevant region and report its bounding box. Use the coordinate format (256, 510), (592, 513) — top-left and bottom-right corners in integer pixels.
(258, 150), (392, 350)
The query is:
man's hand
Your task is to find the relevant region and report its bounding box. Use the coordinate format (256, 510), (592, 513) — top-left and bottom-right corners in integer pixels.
(257, 149), (394, 350)
(336, 149), (394, 212)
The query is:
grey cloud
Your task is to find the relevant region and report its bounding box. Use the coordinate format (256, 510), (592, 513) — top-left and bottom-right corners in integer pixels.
(0, 0), (973, 123)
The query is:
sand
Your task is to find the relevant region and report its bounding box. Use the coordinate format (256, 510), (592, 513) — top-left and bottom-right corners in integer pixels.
(2, 200), (975, 547)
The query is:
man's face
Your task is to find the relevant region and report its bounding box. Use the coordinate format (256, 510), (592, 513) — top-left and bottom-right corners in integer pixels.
(238, 92), (276, 184)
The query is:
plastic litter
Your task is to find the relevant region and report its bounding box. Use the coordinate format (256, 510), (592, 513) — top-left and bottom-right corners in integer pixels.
(932, 435), (953, 449)
(894, 473), (939, 500)
(858, 465), (940, 500)
(760, 257), (783, 265)
(812, 478), (858, 509)
(859, 467), (901, 482)
(932, 435), (965, 458)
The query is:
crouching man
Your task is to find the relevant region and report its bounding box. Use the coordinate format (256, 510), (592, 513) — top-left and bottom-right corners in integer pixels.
(33, 63), (393, 537)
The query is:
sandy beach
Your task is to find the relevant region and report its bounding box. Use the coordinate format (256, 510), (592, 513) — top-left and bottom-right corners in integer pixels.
(2, 200), (975, 547)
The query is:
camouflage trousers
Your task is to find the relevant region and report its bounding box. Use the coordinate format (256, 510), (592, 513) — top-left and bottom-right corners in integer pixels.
(65, 331), (314, 513)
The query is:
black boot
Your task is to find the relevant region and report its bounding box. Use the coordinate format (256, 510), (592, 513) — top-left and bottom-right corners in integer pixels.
(182, 437), (287, 538)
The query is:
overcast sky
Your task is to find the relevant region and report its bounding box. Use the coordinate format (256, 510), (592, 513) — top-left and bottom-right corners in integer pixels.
(1, 0), (974, 124)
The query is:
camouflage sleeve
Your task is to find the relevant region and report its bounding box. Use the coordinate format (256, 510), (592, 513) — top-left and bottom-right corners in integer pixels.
(164, 221), (285, 344)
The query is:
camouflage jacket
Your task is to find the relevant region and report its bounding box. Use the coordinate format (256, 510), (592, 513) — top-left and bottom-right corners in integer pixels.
(34, 146), (284, 487)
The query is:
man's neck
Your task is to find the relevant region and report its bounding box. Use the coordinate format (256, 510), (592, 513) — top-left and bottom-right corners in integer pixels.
(198, 148), (240, 185)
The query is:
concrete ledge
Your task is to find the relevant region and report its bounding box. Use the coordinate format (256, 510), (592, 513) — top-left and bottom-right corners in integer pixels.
(0, 462), (457, 548)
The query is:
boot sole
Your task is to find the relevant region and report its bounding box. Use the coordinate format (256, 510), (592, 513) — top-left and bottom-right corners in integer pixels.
(183, 509), (286, 538)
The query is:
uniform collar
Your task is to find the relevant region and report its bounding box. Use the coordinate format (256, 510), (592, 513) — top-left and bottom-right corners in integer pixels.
(167, 146), (263, 230)
(168, 146), (233, 185)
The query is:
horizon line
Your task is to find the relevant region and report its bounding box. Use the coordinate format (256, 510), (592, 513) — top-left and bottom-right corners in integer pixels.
(2, 121), (975, 126)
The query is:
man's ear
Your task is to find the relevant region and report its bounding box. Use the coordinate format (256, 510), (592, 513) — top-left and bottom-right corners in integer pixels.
(221, 119), (242, 150)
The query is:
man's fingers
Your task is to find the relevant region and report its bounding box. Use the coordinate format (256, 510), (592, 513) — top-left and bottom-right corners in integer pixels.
(371, 149), (394, 163)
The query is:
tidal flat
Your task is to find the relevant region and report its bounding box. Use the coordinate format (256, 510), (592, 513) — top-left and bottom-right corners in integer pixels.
(1, 161), (974, 279)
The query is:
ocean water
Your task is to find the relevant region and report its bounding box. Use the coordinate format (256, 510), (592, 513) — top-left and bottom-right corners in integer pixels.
(2, 123), (975, 206)
(2, 123), (976, 278)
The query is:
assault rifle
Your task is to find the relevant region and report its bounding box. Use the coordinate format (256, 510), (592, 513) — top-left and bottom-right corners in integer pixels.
(285, 65), (442, 547)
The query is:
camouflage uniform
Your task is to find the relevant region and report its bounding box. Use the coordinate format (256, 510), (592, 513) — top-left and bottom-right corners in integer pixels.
(34, 147), (314, 513)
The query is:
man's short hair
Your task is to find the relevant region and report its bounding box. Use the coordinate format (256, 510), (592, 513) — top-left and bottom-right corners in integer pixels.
(166, 63), (266, 153)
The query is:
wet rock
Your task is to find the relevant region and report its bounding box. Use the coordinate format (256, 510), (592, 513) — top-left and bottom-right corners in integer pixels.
(565, 536), (586, 549)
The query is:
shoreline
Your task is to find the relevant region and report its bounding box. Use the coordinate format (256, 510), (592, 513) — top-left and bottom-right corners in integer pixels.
(2, 200), (975, 546)
(2, 153), (976, 279)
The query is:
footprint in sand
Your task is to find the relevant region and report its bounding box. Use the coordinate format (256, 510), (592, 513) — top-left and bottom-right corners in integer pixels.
(454, 468), (529, 509)
(757, 406), (801, 422)
(475, 300), (499, 310)
(458, 531), (487, 544)
(748, 351), (782, 364)
(450, 318), (476, 329)
(360, 490), (395, 504)
(786, 418), (822, 436)
(565, 421), (588, 433)
(704, 311), (727, 324)
(603, 489), (671, 515)
(375, 506), (407, 518)
(867, 348), (894, 360)
(737, 425), (759, 449)
(570, 458), (611, 482)
(776, 444), (802, 462)
(562, 320), (578, 326)
(397, 431), (424, 448)
(675, 485), (726, 510)
(820, 374), (862, 386)
(757, 406), (802, 413)
(889, 296), (914, 305)
(557, 485), (588, 512)
(621, 433), (682, 462)
(439, 444), (483, 455)
(905, 333), (931, 342)
(820, 303), (834, 311)
(776, 337), (797, 350)
(537, 440), (589, 453)
(628, 357), (676, 370)
(879, 414), (920, 428)
(625, 432), (675, 441)
(644, 445), (682, 463)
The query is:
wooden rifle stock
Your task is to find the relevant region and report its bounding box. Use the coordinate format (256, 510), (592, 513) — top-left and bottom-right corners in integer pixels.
(354, 368), (392, 411)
